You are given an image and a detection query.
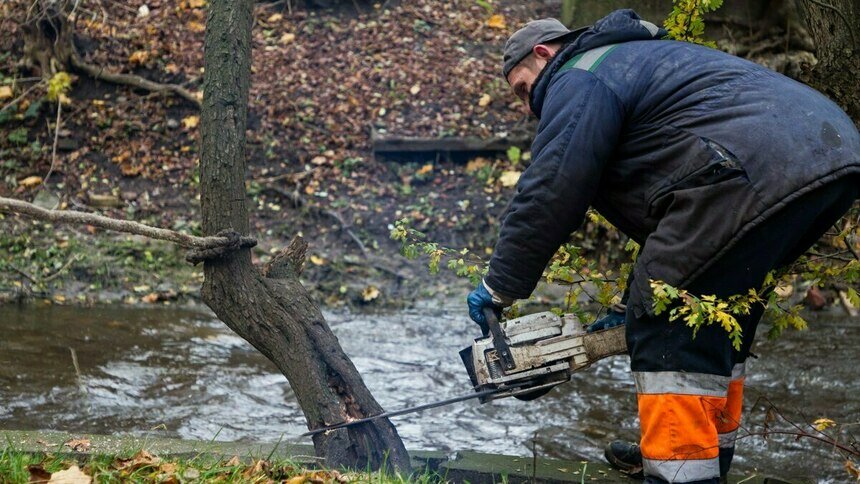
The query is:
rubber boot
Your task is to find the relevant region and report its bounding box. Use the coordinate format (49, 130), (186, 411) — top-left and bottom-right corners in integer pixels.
(604, 440), (644, 478)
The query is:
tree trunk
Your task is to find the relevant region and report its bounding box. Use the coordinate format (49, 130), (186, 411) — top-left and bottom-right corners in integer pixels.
(20, 0), (75, 78)
(198, 0), (410, 472)
(796, 0), (860, 122)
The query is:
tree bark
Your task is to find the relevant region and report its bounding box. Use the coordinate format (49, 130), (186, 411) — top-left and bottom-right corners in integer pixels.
(796, 0), (860, 122)
(198, 0), (410, 472)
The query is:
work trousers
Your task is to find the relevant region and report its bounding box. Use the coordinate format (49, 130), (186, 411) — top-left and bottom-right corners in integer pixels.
(626, 175), (859, 483)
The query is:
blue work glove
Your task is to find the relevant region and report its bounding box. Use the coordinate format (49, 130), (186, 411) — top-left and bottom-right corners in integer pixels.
(467, 282), (502, 336)
(587, 308), (626, 333)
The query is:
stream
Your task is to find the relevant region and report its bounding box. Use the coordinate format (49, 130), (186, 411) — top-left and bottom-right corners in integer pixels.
(0, 304), (856, 482)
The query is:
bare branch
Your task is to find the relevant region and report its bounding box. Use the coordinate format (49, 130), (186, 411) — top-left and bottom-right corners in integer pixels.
(0, 196), (254, 251)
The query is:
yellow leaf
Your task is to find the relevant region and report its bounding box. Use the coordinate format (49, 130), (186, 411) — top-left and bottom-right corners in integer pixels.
(187, 20), (205, 32)
(187, 0), (206, 7)
(49, 465), (91, 484)
(465, 157), (489, 174)
(47, 72), (72, 102)
(280, 32), (296, 44)
(416, 163), (433, 176)
(409, 83), (421, 95)
(309, 255), (325, 265)
(128, 50), (149, 65)
(487, 14), (506, 29)
(362, 285), (380, 302)
(267, 13), (283, 22)
(499, 170), (521, 187)
(813, 417), (836, 431)
(0, 85), (12, 101)
(182, 115), (199, 129)
(478, 93), (491, 107)
(19, 176), (43, 188)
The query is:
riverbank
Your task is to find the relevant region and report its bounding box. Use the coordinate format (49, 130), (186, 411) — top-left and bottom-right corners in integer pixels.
(1, 429), (795, 483)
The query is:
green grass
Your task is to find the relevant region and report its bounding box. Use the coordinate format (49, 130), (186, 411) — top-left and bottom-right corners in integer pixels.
(0, 446), (448, 483)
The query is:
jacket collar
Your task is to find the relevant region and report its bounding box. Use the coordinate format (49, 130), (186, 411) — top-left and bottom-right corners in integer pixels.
(528, 9), (666, 118)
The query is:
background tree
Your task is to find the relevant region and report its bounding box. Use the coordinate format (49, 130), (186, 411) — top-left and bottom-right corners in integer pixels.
(795, 0), (859, 121)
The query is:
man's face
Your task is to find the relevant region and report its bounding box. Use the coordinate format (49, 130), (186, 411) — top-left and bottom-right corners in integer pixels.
(506, 44), (559, 114)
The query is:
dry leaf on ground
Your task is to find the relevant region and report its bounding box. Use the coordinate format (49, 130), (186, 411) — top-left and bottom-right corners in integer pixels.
(63, 438), (91, 452)
(48, 465), (91, 484)
(487, 14), (506, 29)
(18, 176), (43, 188)
(182, 115), (199, 129)
(0, 85), (13, 100)
(499, 170), (521, 187)
(28, 464), (52, 482)
(114, 449), (161, 471)
(362, 285), (380, 302)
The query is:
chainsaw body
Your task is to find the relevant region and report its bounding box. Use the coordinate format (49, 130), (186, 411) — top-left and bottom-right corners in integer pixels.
(460, 310), (627, 402)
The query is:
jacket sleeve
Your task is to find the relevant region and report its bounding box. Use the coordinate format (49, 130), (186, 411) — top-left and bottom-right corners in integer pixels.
(485, 72), (625, 299)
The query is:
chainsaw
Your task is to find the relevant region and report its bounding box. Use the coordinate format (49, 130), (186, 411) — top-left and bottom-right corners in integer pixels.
(460, 307), (627, 403)
(303, 308), (627, 436)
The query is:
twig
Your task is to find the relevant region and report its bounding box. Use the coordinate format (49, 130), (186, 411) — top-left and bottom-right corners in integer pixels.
(42, 255), (80, 283)
(70, 52), (201, 107)
(69, 347), (87, 395)
(0, 81), (43, 114)
(45, 100), (61, 188)
(0, 196), (254, 250)
(8, 263), (38, 284)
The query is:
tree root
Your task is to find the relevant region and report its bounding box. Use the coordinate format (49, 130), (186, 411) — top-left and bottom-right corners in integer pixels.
(70, 52), (201, 107)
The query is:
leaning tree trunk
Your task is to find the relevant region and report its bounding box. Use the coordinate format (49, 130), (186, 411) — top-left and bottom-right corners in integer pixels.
(199, 0), (410, 472)
(796, 0), (859, 122)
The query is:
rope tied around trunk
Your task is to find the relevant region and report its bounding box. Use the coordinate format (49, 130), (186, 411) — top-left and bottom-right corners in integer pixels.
(186, 229), (257, 264)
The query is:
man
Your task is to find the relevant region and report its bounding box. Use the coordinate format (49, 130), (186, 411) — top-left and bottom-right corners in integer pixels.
(467, 10), (859, 484)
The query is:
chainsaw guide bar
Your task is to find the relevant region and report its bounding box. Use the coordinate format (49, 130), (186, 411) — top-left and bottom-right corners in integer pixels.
(302, 312), (627, 438)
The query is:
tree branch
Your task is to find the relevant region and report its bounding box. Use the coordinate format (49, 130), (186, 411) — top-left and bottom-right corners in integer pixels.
(0, 196), (254, 251)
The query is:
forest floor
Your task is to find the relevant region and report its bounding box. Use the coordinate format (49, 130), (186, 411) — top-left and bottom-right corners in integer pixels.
(0, 0), (632, 308)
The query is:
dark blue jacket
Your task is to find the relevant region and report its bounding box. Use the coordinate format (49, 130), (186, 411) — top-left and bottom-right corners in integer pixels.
(485, 10), (860, 317)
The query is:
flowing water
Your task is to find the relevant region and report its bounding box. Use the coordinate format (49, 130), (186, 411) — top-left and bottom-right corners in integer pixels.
(0, 304), (856, 482)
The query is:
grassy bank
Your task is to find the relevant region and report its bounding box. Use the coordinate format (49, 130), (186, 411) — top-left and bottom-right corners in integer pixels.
(0, 447), (437, 483)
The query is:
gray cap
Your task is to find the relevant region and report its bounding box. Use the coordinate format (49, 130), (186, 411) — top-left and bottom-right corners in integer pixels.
(503, 18), (586, 78)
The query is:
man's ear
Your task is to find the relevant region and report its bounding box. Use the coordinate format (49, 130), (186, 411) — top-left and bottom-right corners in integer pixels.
(532, 44), (554, 60)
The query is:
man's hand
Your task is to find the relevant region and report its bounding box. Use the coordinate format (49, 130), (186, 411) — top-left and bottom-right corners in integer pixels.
(467, 281), (506, 336)
(587, 306), (626, 333)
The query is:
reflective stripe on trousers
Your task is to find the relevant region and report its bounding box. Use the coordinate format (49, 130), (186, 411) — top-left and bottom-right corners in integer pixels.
(634, 363), (745, 482)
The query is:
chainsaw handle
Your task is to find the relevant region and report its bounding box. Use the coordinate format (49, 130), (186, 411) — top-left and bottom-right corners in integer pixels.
(483, 307), (516, 372)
